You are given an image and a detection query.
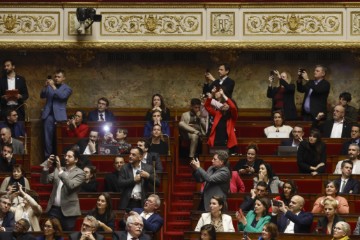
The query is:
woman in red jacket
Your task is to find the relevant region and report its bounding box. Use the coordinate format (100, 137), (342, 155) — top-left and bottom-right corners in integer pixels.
(204, 88), (238, 153)
(66, 110), (89, 138)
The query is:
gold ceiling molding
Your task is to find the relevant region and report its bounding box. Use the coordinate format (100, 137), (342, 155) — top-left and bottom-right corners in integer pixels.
(1, 41), (360, 50)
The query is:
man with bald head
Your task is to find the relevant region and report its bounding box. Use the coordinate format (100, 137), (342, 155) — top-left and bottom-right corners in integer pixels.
(0, 127), (24, 154)
(313, 104), (352, 138)
(272, 195), (313, 233)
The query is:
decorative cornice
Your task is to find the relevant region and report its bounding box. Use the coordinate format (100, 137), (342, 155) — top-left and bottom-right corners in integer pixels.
(1, 41), (360, 50)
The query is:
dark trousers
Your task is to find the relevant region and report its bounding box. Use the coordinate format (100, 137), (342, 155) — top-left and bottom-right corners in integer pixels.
(48, 206), (78, 231)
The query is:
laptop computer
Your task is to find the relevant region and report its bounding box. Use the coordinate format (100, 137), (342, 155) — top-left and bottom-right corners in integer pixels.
(98, 144), (119, 155)
(277, 146), (298, 156)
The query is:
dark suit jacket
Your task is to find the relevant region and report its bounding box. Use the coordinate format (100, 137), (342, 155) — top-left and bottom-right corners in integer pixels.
(87, 109), (115, 122)
(281, 139), (294, 146)
(76, 138), (99, 155)
(112, 231), (151, 240)
(297, 79), (330, 118)
(0, 156), (16, 172)
(40, 83), (72, 121)
(133, 208), (164, 233)
(118, 162), (160, 209)
(240, 195), (256, 212)
(203, 76), (235, 98)
(277, 210), (313, 233)
(297, 140), (326, 173)
(316, 214), (344, 235)
(0, 121), (25, 138)
(267, 79), (297, 120)
(68, 232), (104, 240)
(334, 177), (359, 194)
(0, 74), (29, 119)
(313, 119), (352, 138)
(143, 152), (163, 173)
(104, 171), (122, 192)
(340, 138), (360, 155)
(1, 211), (15, 231)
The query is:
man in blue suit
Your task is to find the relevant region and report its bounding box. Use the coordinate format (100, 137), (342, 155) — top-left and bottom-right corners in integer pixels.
(271, 195), (313, 234)
(40, 69), (72, 158)
(87, 97), (115, 122)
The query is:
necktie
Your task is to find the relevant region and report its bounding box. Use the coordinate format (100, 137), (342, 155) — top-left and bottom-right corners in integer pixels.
(99, 113), (104, 121)
(340, 180), (346, 193)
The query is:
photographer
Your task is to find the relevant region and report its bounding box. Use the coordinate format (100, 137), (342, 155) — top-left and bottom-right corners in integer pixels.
(0, 164), (30, 195)
(66, 110), (89, 138)
(266, 70), (297, 120)
(297, 65), (330, 121)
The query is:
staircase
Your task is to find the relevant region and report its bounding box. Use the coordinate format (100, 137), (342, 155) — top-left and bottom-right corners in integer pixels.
(164, 161), (198, 240)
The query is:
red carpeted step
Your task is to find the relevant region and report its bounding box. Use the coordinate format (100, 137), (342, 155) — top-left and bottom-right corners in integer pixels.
(171, 192), (194, 202)
(31, 183), (52, 192)
(166, 221), (191, 232)
(170, 201), (193, 212)
(166, 211), (190, 222)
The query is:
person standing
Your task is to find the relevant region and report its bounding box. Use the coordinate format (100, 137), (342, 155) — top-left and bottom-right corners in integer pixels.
(203, 64), (235, 98)
(0, 59), (29, 121)
(297, 65), (330, 121)
(40, 69), (72, 159)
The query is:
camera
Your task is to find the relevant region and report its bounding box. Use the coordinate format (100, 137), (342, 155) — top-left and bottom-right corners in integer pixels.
(299, 68), (306, 73)
(47, 75), (52, 79)
(272, 199), (282, 207)
(270, 70), (276, 76)
(12, 183), (19, 193)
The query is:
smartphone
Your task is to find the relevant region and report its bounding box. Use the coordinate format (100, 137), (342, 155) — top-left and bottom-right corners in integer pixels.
(243, 231), (248, 240)
(272, 199), (282, 207)
(47, 75), (52, 79)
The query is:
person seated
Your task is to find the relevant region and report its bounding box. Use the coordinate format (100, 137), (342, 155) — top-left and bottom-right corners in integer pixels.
(0, 164), (30, 194)
(253, 163), (283, 194)
(65, 110), (89, 138)
(199, 224), (216, 240)
(145, 93), (170, 121)
(233, 143), (264, 176)
(120, 194), (164, 233)
(247, 222), (279, 240)
(195, 195), (235, 232)
(313, 105), (352, 138)
(334, 144), (360, 174)
(148, 124), (168, 155)
(332, 221), (351, 240)
(334, 160), (359, 194)
(229, 171), (245, 193)
(354, 216), (360, 235)
(297, 129), (326, 175)
(340, 123), (360, 155)
(137, 139), (163, 173)
(204, 89), (238, 153)
(88, 193), (115, 232)
(0, 144), (16, 172)
(327, 92), (358, 123)
(68, 215), (104, 240)
(280, 125), (304, 148)
(76, 130), (99, 155)
(144, 109), (170, 138)
(0, 195), (15, 232)
(0, 127), (24, 154)
(266, 70), (297, 121)
(36, 217), (63, 240)
(80, 165), (98, 192)
(316, 198), (344, 235)
(312, 180), (349, 214)
(271, 195), (313, 234)
(11, 218), (36, 240)
(0, 109), (25, 138)
(104, 156), (125, 192)
(103, 128), (132, 154)
(87, 97), (115, 122)
(10, 185), (42, 231)
(240, 181), (269, 212)
(236, 197), (271, 233)
(273, 179), (297, 207)
(113, 212), (151, 240)
(264, 110), (293, 138)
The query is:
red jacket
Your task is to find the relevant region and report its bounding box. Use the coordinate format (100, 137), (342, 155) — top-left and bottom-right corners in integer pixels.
(204, 98), (238, 148)
(66, 123), (89, 138)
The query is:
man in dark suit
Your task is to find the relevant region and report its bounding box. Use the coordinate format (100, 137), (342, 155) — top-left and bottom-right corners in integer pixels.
(40, 150), (85, 231)
(297, 65), (330, 121)
(203, 63), (235, 98)
(113, 213), (151, 240)
(40, 69), (72, 159)
(280, 125), (304, 148)
(341, 124), (360, 155)
(69, 216), (104, 240)
(0, 109), (25, 138)
(0, 127), (24, 154)
(118, 147), (159, 209)
(11, 218), (36, 240)
(76, 130), (99, 155)
(137, 139), (163, 173)
(313, 105), (352, 138)
(0, 144), (16, 172)
(334, 160), (359, 194)
(0, 59), (28, 121)
(104, 156), (125, 192)
(272, 195), (313, 234)
(0, 195), (15, 232)
(87, 97), (115, 122)
(240, 181), (269, 212)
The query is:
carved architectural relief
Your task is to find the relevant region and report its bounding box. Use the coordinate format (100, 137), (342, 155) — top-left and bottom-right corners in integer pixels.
(211, 12), (235, 36)
(351, 12), (360, 35)
(68, 12), (92, 35)
(101, 12), (202, 35)
(0, 11), (59, 35)
(244, 12), (342, 35)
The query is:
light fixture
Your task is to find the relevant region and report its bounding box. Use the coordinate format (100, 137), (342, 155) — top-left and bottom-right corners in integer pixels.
(76, 8), (102, 34)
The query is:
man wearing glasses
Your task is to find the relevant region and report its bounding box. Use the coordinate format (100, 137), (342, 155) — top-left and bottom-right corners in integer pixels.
(0, 195), (14, 232)
(69, 215), (104, 240)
